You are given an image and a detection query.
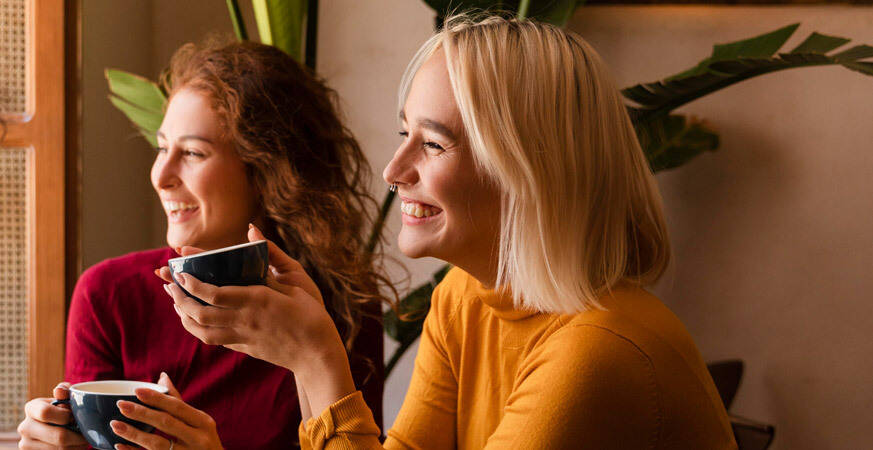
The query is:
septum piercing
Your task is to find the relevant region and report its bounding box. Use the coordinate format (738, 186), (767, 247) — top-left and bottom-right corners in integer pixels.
(389, 183), (397, 192)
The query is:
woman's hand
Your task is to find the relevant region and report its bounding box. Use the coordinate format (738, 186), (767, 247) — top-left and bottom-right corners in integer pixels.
(18, 382), (89, 449)
(158, 226), (340, 372)
(112, 372), (222, 450)
(157, 225), (357, 417)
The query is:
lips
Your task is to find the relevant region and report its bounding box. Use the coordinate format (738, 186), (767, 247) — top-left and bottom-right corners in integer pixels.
(162, 200), (199, 223)
(399, 196), (442, 219)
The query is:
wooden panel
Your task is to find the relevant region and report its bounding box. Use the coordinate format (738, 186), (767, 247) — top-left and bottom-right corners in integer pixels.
(27, 0), (66, 403)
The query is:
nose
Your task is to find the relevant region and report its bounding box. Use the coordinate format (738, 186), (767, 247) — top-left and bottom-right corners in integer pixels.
(151, 148), (181, 191)
(383, 141), (419, 190)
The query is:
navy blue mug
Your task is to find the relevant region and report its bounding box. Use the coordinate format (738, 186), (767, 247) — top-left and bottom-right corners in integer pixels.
(168, 240), (269, 306)
(50, 380), (169, 450)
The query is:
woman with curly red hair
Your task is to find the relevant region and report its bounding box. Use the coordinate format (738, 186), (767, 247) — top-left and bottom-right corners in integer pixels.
(17, 40), (392, 449)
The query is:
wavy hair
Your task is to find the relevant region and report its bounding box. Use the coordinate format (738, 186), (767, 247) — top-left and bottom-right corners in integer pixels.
(163, 40), (395, 350)
(399, 15), (671, 313)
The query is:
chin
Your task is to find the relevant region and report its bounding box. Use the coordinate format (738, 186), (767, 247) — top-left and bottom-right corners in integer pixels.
(397, 233), (434, 260)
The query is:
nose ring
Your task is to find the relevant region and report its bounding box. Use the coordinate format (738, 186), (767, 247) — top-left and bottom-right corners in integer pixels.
(389, 183), (397, 192)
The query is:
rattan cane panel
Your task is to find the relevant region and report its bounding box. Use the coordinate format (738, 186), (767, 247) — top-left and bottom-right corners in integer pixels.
(0, 147), (27, 432)
(0, 0), (28, 114)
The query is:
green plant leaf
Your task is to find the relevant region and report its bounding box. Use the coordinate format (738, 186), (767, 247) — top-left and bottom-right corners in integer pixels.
(105, 69), (166, 114)
(107, 96), (162, 147)
(226, 0), (249, 41)
(383, 265), (451, 345)
(252, 0), (307, 62)
(623, 25), (873, 125)
(790, 32), (849, 54)
(528, 0), (585, 27)
(635, 114), (720, 173)
(384, 264), (451, 377)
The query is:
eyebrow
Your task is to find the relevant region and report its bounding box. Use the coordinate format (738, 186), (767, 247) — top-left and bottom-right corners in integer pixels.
(399, 110), (456, 140)
(156, 131), (214, 144)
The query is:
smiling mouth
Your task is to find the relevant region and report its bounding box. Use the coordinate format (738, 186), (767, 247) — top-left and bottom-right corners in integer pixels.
(163, 201), (199, 221)
(400, 199), (442, 218)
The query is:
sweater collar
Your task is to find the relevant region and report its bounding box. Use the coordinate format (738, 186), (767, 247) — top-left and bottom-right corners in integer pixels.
(468, 277), (539, 320)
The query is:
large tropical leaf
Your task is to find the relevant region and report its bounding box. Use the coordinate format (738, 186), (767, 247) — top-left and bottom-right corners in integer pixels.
(624, 24), (873, 125)
(252, 0), (307, 62)
(636, 113), (720, 173)
(105, 69), (167, 147)
(422, 0), (585, 27)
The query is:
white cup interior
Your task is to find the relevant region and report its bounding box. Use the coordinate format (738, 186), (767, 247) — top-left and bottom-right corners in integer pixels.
(71, 380), (169, 396)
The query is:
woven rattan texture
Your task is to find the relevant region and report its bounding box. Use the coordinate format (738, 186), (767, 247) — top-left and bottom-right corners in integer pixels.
(0, 148), (27, 431)
(0, 0), (27, 114)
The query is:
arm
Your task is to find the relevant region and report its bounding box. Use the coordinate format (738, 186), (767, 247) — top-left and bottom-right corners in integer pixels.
(483, 325), (660, 449)
(160, 227), (453, 449)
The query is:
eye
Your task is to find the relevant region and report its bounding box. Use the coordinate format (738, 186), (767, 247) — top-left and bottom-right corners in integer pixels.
(182, 149), (205, 158)
(399, 131), (409, 138)
(154, 146), (167, 154)
(424, 141), (444, 151)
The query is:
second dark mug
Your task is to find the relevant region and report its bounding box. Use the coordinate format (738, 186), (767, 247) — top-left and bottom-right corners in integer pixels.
(51, 380), (169, 450)
(168, 240), (269, 305)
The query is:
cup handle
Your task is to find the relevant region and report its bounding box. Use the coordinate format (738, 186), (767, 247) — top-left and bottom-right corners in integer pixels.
(49, 399), (80, 433)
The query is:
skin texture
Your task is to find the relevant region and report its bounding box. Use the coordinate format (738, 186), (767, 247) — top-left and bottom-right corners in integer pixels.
(18, 89), (258, 450)
(152, 88), (258, 251)
(384, 50), (501, 285)
(157, 53), (504, 430)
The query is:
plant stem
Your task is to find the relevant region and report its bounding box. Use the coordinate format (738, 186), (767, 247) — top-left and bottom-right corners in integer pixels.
(365, 189), (396, 256)
(517, 0), (532, 20)
(305, 0), (319, 69)
(225, 0), (248, 41)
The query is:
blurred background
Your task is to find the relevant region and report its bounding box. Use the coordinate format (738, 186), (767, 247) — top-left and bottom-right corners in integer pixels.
(1, 1), (872, 448)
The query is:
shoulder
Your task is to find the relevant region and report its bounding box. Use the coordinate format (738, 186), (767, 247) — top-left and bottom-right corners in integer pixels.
(75, 247), (174, 301)
(429, 266), (478, 321)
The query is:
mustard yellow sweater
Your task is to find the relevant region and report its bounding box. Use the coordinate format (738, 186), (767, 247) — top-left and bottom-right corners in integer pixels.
(300, 268), (737, 449)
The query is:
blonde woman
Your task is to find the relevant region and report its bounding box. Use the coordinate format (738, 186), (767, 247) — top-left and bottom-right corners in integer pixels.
(121, 15), (736, 449)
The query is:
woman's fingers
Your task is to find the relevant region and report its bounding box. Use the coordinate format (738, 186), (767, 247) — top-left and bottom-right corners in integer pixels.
(23, 397), (73, 426)
(52, 382), (71, 401)
(172, 293), (235, 327)
(17, 436), (88, 450)
(173, 302), (245, 346)
(17, 415), (88, 447)
(133, 388), (214, 430)
(157, 372), (183, 399)
(248, 225), (304, 276)
(116, 398), (195, 441)
(155, 266), (173, 283)
(109, 419), (173, 450)
(168, 274), (250, 309)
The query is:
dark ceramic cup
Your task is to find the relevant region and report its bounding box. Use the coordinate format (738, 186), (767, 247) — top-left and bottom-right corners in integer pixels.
(168, 240), (269, 305)
(51, 380), (169, 450)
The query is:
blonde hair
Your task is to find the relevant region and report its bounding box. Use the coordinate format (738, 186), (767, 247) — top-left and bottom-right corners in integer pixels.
(399, 14), (670, 314)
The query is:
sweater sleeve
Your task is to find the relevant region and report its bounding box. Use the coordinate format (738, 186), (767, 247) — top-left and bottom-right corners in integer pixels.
(65, 264), (125, 383)
(483, 324), (661, 449)
(299, 279), (459, 449)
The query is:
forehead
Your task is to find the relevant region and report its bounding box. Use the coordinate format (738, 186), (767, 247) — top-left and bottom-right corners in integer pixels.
(160, 88), (222, 138)
(403, 51), (461, 127)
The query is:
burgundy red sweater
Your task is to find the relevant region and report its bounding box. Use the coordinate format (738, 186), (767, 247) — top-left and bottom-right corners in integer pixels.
(65, 248), (383, 449)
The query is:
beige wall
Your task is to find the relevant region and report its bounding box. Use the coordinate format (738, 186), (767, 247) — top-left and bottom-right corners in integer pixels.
(81, 0), (160, 268)
(81, 2), (873, 448)
(573, 6), (873, 450)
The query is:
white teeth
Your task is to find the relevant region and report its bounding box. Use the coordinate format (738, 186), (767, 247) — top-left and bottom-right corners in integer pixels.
(163, 201), (198, 213)
(401, 200), (439, 218)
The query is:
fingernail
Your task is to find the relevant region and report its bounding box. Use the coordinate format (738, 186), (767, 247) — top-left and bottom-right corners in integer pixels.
(163, 284), (172, 296)
(116, 400), (131, 413)
(173, 304), (182, 315)
(111, 420), (127, 432)
(248, 223), (254, 229)
(160, 371), (168, 381)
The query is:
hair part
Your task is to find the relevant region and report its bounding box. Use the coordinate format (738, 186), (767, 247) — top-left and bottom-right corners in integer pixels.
(400, 14), (670, 314)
